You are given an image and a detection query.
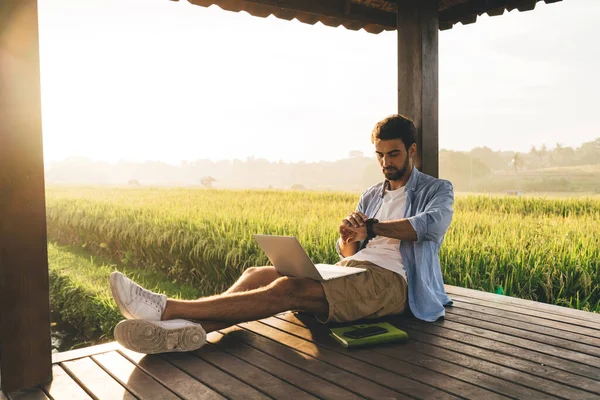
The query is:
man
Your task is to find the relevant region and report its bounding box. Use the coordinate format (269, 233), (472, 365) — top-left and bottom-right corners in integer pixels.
(110, 114), (454, 354)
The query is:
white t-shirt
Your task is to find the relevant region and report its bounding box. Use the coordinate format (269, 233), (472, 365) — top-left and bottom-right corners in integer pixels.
(343, 186), (407, 281)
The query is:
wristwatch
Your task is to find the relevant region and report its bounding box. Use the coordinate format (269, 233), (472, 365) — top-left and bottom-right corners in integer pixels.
(366, 218), (379, 240)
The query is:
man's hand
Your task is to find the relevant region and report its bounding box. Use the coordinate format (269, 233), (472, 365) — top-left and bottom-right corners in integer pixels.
(339, 212), (368, 244)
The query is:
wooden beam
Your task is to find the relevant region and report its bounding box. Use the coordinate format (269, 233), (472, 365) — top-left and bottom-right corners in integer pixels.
(0, 0), (52, 393)
(188, 0), (397, 30)
(440, 0), (563, 27)
(397, 0), (439, 178)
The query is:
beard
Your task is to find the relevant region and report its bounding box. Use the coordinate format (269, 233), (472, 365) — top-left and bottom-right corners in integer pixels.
(383, 156), (409, 181)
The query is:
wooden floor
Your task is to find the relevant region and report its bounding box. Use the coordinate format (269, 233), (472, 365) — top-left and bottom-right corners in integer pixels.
(3, 285), (600, 399)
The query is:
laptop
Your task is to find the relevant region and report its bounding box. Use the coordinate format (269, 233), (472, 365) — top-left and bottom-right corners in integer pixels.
(253, 234), (366, 281)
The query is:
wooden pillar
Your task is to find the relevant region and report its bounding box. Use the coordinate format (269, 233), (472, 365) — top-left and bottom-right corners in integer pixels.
(0, 0), (53, 392)
(397, 0), (439, 178)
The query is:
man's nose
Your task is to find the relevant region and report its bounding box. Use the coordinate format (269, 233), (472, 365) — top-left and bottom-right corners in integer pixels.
(382, 156), (391, 167)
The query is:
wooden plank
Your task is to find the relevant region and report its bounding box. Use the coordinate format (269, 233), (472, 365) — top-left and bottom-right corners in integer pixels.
(194, 337), (316, 399)
(400, 325), (600, 398)
(370, 345), (560, 400)
(398, 0), (439, 177)
(278, 312), (600, 396)
(0, 0), (52, 392)
(446, 302), (600, 350)
(61, 357), (136, 400)
(92, 351), (179, 400)
(43, 365), (91, 400)
(52, 342), (123, 364)
(272, 314), (555, 400)
(162, 352), (270, 400)
(448, 297), (600, 343)
(250, 318), (486, 399)
(443, 313), (600, 365)
(398, 316), (600, 381)
(216, 324), (410, 400)
(208, 329), (367, 400)
(119, 348), (225, 399)
(448, 294), (600, 332)
(452, 295), (600, 337)
(5, 389), (48, 400)
(447, 290), (600, 329)
(445, 285), (600, 323)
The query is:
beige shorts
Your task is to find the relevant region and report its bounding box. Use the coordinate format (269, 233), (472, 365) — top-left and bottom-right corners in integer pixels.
(317, 259), (408, 323)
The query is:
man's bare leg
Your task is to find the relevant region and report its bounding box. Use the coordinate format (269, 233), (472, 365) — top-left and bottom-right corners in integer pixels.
(185, 266), (293, 333)
(162, 272), (328, 333)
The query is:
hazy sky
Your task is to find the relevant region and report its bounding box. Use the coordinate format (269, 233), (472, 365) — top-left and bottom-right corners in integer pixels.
(38, 0), (599, 164)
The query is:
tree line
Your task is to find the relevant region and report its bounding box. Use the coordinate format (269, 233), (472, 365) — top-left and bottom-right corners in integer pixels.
(46, 138), (600, 193)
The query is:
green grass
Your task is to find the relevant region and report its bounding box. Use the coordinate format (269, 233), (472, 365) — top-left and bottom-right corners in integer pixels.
(442, 197), (600, 311)
(46, 186), (600, 313)
(46, 187), (352, 294)
(48, 241), (203, 342)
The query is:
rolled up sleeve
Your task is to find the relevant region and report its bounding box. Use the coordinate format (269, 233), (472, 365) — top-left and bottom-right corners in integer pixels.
(407, 181), (454, 243)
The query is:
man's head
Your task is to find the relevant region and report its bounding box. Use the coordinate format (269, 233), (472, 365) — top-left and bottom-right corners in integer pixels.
(371, 114), (417, 183)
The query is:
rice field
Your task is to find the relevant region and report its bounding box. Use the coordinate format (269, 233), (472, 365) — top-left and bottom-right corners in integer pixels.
(46, 186), (600, 313)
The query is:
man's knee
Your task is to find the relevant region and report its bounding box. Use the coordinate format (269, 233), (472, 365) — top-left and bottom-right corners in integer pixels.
(242, 266), (281, 282)
(242, 266), (260, 276)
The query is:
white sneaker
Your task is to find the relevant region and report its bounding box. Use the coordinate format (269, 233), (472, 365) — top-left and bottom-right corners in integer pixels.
(114, 319), (206, 354)
(109, 271), (167, 321)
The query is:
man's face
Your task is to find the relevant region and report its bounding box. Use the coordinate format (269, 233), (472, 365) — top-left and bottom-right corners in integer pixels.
(375, 139), (413, 181)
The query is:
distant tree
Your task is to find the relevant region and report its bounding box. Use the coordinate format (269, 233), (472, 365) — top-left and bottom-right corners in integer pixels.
(128, 179), (140, 186)
(470, 146), (506, 171)
(539, 144), (548, 167)
(529, 145), (540, 163)
(578, 139), (600, 165)
(511, 152), (523, 173)
(349, 150), (364, 158)
(291, 184), (306, 190)
(200, 176), (216, 188)
(553, 143), (576, 167)
(439, 150), (491, 190)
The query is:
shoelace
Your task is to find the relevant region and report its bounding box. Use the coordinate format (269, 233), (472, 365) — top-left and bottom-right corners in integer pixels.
(135, 286), (163, 309)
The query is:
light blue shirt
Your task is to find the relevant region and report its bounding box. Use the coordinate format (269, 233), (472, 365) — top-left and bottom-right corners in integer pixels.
(341, 167), (454, 322)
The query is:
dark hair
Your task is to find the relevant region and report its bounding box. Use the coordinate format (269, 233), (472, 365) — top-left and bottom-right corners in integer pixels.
(370, 114), (417, 150)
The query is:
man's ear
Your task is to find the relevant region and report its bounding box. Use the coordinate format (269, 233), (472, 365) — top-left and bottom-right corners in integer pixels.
(409, 143), (417, 160)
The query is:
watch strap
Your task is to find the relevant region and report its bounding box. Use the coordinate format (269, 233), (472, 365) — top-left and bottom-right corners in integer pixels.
(366, 218), (379, 240)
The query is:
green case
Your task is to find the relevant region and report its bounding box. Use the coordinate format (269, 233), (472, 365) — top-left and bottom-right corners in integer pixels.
(329, 322), (408, 348)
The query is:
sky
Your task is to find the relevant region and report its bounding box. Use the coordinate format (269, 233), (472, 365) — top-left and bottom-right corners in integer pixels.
(37, 0), (600, 164)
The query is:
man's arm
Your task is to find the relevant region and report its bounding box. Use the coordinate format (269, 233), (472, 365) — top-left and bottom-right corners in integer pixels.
(344, 181), (454, 244)
(370, 219), (418, 241)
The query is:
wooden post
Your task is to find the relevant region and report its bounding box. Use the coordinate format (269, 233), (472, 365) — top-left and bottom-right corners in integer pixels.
(0, 0), (53, 392)
(397, 0), (439, 178)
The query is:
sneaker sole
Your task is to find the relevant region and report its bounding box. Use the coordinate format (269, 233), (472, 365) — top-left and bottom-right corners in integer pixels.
(110, 272), (135, 320)
(114, 319), (206, 354)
